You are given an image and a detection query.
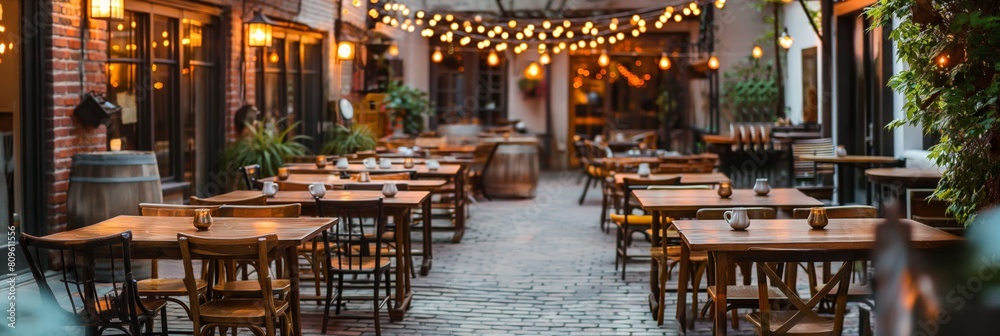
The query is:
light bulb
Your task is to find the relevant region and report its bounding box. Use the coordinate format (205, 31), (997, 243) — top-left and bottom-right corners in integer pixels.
(540, 53), (551, 65)
(433, 14), (442, 21)
(388, 44), (400, 57)
(658, 53), (671, 70)
(525, 61), (542, 79)
(752, 45), (764, 59)
(778, 29), (794, 49)
(563, 20), (571, 28)
(936, 53), (949, 68)
(508, 20), (517, 28)
(432, 47), (443, 63)
(715, 0), (726, 9)
(708, 55), (720, 70)
(543, 21), (551, 29)
(416, 10), (425, 19)
(598, 50), (610, 67)
(488, 50), (500, 67)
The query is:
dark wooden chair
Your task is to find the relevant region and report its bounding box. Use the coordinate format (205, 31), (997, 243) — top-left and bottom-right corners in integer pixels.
(21, 231), (168, 335)
(217, 204), (302, 218)
(239, 164), (262, 190)
(791, 138), (835, 195)
(190, 194), (268, 206)
(178, 233), (292, 336)
(908, 189), (963, 234)
(612, 176), (682, 280)
(315, 198), (392, 336)
(469, 142), (499, 200)
(139, 203), (221, 217)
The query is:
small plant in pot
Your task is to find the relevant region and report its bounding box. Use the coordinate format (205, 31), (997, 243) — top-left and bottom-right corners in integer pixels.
(322, 124), (377, 155)
(384, 81), (431, 135)
(221, 117), (310, 181)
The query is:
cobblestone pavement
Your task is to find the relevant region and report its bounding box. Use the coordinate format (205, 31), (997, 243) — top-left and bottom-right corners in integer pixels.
(16, 171), (865, 335)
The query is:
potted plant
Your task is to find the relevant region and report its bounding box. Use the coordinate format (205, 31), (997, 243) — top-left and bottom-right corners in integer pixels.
(221, 118), (310, 178)
(321, 124), (377, 155)
(383, 81), (431, 135)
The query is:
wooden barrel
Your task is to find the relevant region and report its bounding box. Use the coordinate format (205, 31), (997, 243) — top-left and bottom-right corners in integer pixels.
(68, 151), (161, 280)
(484, 142), (540, 198)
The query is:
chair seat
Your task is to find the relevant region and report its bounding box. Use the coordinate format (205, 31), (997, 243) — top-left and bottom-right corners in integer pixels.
(137, 278), (207, 296)
(199, 299), (290, 324)
(214, 279), (292, 296)
(746, 310), (835, 335)
(708, 285), (788, 303)
(663, 246), (709, 261)
(330, 256), (392, 271)
(645, 229), (680, 239)
(610, 214), (653, 225)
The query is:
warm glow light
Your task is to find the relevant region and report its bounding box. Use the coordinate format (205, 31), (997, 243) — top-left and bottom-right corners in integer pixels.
(936, 53), (949, 68)
(247, 11), (274, 47)
(752, 45), (764, 59)
(431, 47), (443, 63)
(508, 20), (517, 28)
(90, 0), (125, 20)
(715, 0), (726, 9)
(708, 55), (720, 70)
(598, 50), (610, 67)
(337, 41), (355, 60)
(563, 20), (572, 28)
(778, 29), (794, 49)
(543, 21), (552, 29)
(524, 61), (543, 80)
(540, 53), (551, 65)
(388, 44), (400, 57)
(487, 50), (500, 66)
(658, 53), (671, 70)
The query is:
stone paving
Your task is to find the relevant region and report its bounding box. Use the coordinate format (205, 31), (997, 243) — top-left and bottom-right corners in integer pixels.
(14, 171), (866, 335)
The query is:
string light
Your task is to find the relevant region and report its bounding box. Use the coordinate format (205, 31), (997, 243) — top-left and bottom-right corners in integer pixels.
(598, 49), (610, 67)
(708, 55), (720, 70)
(715, 0), (726, 9)
(540, 52), (551, 65)
(432, 47), (443, 63)
(936, 53), (950, 68)
(488, 50), (500, 66)
(752, 45), (764, 59)
(778, 28), (794, 49)
(658, 53), (671, 70)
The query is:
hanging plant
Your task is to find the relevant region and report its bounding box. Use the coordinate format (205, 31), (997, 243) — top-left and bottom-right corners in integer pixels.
(869, 1), (1000, 225)
(518, 78), (545, 98)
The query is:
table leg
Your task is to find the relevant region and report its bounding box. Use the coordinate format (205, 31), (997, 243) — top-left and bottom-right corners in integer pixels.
(389, 209), (413, 321)
(648, 211), (662, 312)
(420, 196), (433, 276)
(286, 247), (302, 336)
(713, 252), (729, 336)
(677, 242), (690, 332)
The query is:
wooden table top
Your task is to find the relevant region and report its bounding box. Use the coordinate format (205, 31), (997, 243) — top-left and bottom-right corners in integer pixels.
(701, 134), (737, 145)
(261, 175), (447, 190)
(614, 172), (731, 186)
(43, 215), (336, 248)
(428, 145), (476, 154)
(798, 155), (900, 164)
(283, 163), (462, 176)
(634, 188), (823, 211)
(209, 190), (430, 207)
(866, 167), (943, 189)
(592, 157), (661, 165)
(675, 218), (962, 252)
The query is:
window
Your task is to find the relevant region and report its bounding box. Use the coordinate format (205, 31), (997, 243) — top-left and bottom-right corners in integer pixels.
(254, 31), (324, 145)
(107, 9), (219, 192)
(430, 49), (508, 127)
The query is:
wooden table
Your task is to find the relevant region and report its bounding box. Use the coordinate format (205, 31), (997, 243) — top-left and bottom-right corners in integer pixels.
(633, 188), (823, 317)
(865, 167), (942, 189)
(261, 174), (447, 191)
(43, 215), (336, 336)
(673, 218), (962, 335)
(614, 172), (731, 186)
(799, 155), (903, 205)
(204, 190), (430, 319)
(284, 163), (416, 174)
(592, 157), (661, 166)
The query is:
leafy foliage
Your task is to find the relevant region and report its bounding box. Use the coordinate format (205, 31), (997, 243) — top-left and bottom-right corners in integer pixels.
(722, 58), (779, 122)
(322, 124), (377, 155)
(221, 118), (310, 178)
(384, 81), (431, 135)
(869, 1), (1000, 225)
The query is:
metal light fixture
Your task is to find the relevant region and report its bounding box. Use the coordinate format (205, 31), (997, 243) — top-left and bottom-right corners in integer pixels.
(487, 50), (500, 67)
(708, 55), (720, 70)
(336, 41), (355, 61)
(598, 49), (610, 67)
(247, 11), (274, 47)
(90, 0), (125, 20)
(658, 52), (671, 70)
(752, 45), (764, 59)
(431, 46), (443, 63)
(778, 28), (794, 50)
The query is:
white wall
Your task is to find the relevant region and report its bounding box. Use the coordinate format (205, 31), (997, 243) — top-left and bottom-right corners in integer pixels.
(781, 2), (822, 124)
(506, 52), (547, 133)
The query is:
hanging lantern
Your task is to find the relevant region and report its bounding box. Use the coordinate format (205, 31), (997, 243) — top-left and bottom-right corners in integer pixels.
(708, 55), (720, 70)
(90, 0), (125, 20)
(752, 45), (764, 59)
(598, 50), (610, 67)
(387, 44), (400, 57)
(337, 41), (355, 61)
(658, 53), (671, 70)
(487, 50), (500, 67)
(432, 46), (444, 63)
(539, 53), (551, 65)
(247, 11), (274, 47)
(778, 29), (794, 49)
(524, 61), (543, 80)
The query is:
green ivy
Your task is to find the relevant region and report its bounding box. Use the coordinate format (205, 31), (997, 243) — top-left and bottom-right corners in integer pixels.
(722, 58), (779, 122)
(384, 81), (432, 135)
(869, 1), (1000, 225)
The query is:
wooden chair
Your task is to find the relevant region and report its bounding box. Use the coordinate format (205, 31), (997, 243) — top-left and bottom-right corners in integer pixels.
(239, 164), (262, 190)
(791, 205), (878, 220)
(612, 176), (682, 280)
(791, 138), (835, 183)
(178, 233), (292, 336)
(697, 207), (778, 328)
(743, 250), (857, 336)
(21, 231), (168, 335)
(578, 140), (608, 205)
(190, 194), (268, 206)
(214, 205), (299, 299)
(469, 142), (499, 200)
(908, 189), (963, 234)
(139, 203), (221, 217)
(315, 198), (393, 336)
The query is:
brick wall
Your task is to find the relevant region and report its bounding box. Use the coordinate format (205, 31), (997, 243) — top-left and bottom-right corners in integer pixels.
(43, 0), (109, 233)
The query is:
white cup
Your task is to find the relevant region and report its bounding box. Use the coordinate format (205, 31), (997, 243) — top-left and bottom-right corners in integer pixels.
(363, 158), (376, 169)
(308, 183), (326, 198)
(426, 159), (441, 171)
(336, 157), (350, 169)
(379, 158), (392, 169)
(262, 182), (279, 197)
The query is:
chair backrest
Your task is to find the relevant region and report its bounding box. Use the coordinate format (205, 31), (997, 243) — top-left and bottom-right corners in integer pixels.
(190, 194), (268, 206)
(343, 183), (410, 191)
(216, 204), (301, 218)
(621, 177), (682, 222)
(908, 189), (961, 231)
(277, 181), (313, 191)
(238, 164), (261, 190)
(791, 138), (835, 178)
(470, 142), (500, 175)
(178, 233), (279, 332)
(369, 172), (413, 180)
(139, 203), (221, 217)
(21, 231), (151, 331)
(315, 198), (386, 269)
(696, 207), (777, 220)
(791, 205), (878, 219)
